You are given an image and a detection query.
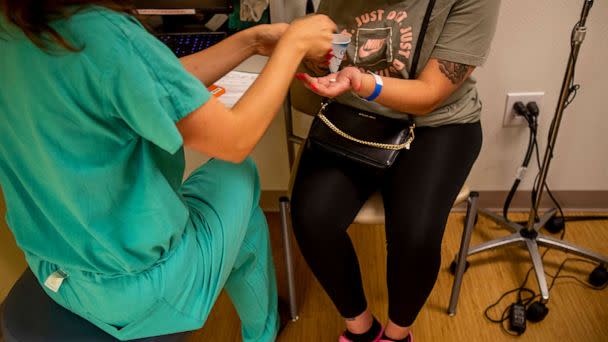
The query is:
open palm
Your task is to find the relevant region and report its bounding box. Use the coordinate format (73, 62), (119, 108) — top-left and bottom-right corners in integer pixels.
(296, 67), (362, 98)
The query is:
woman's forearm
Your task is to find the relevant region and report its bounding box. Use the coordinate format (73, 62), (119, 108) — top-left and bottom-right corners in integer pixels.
(353, 59), (474, 116)
(179, 29), (258, 86)
(355, 73), (441, 116)
(228, 39), (306, 156)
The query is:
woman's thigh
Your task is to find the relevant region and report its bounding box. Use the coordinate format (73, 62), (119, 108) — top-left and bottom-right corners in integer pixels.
(290, 144), (379, 237)
(164, 158), (266, 320)
(381, 122), (483, 246)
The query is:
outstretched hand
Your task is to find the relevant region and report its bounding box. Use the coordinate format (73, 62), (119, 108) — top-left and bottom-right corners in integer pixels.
(295, 67), (363, 98)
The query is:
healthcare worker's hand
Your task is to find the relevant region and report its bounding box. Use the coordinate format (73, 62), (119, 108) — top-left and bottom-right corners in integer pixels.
(296, 66), (363, 98)
(282, 14), (336, 60)
(252, 23), (289, 57)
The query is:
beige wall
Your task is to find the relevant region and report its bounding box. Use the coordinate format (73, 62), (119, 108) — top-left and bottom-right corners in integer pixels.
(0, 189), (27, 303)
(204, 0), (608, 192)
(472, 0), (608, 191)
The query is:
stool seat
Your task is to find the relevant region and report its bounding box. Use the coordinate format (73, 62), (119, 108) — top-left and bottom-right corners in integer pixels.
(1, 268), (187, 342)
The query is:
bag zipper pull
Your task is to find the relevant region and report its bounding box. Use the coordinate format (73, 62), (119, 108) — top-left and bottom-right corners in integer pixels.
(405, 124), (416, 150)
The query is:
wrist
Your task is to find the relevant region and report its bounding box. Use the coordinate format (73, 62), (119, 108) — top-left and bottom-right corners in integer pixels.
(355, 73), (376, 99)
(275, 35), (306, 61)
(244, 25), (264, 56)
(281, 28), (309, 57)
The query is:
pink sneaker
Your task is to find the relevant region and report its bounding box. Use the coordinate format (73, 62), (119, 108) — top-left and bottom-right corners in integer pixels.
(378, 330), (414, 342)
(338, 326), (385, 342)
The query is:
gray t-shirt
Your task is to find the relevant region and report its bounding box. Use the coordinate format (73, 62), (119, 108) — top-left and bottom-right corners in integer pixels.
(291, 0), (500, 127)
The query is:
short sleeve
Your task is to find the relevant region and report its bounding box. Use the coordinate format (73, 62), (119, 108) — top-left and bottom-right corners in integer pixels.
(103, 13), (211, 154)
(431, 0), (500, 66)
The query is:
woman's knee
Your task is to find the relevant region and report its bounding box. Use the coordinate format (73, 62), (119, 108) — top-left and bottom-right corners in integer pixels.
(189, 157), (260, 199)
(388, 224), (444, 259)
(182, 157), (262, 230)
(290, 197), (321, 238)
(234, 157), (261, 199)
(211, 157), (259, 183)
(290, 194), (343, 244)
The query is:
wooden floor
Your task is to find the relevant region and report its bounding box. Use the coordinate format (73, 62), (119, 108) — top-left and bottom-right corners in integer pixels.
(0, 189), (27, 303)
(186, 212), (608, 342)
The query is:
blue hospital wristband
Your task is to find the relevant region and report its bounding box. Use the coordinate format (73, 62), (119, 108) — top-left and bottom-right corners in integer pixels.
(364, 72), (383, 102)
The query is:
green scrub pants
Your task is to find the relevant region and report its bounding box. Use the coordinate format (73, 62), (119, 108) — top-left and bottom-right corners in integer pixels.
(29, 158), (279, 341)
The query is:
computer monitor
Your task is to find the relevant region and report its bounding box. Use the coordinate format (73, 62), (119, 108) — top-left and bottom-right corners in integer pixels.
(134, 0), (232, 14)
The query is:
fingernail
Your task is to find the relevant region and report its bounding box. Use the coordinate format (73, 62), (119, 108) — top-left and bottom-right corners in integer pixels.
(295, 73), (306, 80)
(311, 84), (318, 91)
(323, 61), (330, 66)
(325, 53), (335, 60)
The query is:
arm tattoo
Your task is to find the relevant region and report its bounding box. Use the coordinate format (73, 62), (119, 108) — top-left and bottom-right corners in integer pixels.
(438, 60), (470, 84)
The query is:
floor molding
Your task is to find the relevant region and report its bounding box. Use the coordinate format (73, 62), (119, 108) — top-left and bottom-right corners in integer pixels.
(261, 190), (608, 212)
(468, 190), (608, 212)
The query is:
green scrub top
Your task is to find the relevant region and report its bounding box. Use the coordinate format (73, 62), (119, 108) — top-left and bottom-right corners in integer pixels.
(0, 7), (211, 275)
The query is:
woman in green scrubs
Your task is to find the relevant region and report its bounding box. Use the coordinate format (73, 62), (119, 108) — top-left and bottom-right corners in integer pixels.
(0, 1), (335, 341)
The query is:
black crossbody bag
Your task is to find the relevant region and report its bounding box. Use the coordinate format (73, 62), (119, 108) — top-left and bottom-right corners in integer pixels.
(307, 0), (435, 169)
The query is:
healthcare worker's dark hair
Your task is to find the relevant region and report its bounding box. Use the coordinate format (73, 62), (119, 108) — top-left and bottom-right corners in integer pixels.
(0, 0), (133, 51)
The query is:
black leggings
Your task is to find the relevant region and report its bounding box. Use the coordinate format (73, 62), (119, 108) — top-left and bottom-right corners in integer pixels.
(291, 122), (482, 327)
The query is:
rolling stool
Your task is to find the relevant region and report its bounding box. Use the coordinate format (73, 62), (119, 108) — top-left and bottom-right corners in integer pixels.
(1, 268), (188, 342)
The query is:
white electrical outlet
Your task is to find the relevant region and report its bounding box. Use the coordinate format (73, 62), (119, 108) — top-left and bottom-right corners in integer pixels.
(503, 92), (545, 127)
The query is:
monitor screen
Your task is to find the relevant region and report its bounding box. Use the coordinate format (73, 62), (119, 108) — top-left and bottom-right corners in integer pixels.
(134, 0), (232, 14)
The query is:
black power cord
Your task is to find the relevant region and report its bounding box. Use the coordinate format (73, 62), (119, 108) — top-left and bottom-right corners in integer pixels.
(487, 126), (607, 335)
(502, 101), (538, 221)
(484, 229), (606, 336)
(484, 211), (566, 336)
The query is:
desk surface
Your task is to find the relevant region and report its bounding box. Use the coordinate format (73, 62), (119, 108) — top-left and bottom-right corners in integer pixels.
(234, 55), (268, 74)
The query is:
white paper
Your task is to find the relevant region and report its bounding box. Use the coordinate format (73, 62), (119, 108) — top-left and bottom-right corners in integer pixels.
(205, 14), (229, 32)
(215, 71), (259, 108)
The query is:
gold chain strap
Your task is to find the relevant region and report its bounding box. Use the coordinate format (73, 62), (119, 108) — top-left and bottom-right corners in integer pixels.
(316, 103), (415, 150)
